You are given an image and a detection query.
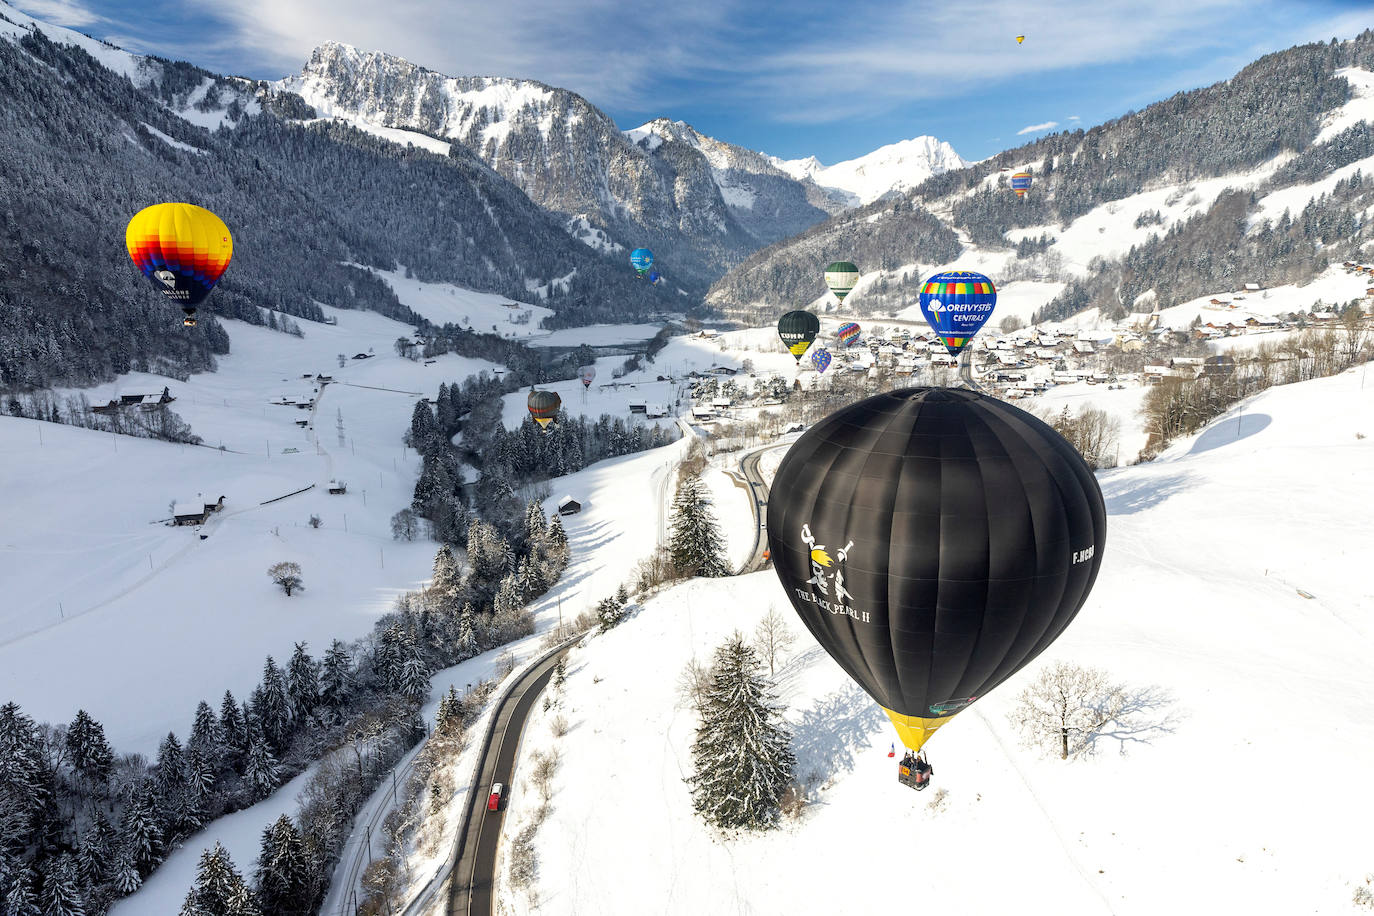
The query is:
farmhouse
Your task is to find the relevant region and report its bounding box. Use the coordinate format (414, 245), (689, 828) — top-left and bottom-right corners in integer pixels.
(557, 496), (582, 516)
(172, 495), (225, 526)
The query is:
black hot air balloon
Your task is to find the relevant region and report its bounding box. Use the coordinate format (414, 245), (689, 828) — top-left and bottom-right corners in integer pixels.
(766, 387), (1106, 754)
(777, 310), (820, 362)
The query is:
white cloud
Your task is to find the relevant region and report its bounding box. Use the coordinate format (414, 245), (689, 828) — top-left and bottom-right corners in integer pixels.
(1017, 120), (1058, 135)
(8, 0), (102, 27)
(1068, 115), (1081, 121)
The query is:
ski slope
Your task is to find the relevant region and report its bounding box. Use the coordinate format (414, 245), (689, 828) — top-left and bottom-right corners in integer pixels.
(496, 366), (1374, 915)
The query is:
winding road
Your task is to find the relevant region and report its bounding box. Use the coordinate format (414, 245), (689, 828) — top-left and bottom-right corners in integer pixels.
(737, 444), (785, 575)
(444, 643), (576, 915)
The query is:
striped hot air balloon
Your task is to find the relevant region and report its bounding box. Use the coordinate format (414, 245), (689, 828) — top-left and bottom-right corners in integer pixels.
(1011, 172), (1033, 198)
(527, 389), (562, 429)
(837, 322), (862, 348)
(918, 271), (997, 357)
(125, 203), (233, 326)
(824, 261), (860, 305)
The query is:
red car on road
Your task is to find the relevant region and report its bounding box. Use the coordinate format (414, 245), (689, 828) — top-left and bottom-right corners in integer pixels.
(487, 782), (504, 811)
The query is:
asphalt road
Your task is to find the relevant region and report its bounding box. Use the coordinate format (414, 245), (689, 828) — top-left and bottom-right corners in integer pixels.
(447, 645), (572, 916)
(738, 445), (782, 575)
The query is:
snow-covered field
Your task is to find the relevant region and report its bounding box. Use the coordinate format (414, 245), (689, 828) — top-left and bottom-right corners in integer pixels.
(107, 396), (694, 914)
(1026, 381), (1151, 464)
(526, 323), (664, 347)
(0, 306), (507, 753)
(349, 264), (554, 338)
(497, 366), (1374, 915)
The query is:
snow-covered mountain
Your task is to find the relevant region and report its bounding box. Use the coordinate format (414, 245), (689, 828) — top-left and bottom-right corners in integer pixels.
(278, 43), (830, 288)
(769, 135), (968, 206)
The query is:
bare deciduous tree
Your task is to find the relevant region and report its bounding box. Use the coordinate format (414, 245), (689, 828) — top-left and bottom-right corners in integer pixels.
(752, 605), (797, 677)
(1007, 661), (1176, 759)
(268, 561), (304, 597)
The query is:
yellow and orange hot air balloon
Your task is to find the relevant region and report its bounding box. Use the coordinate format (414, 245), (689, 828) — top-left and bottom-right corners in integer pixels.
(126, 203), (233, 327)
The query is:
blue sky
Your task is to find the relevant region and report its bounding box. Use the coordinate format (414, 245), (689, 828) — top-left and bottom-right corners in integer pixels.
(11, 0), (1374, 163)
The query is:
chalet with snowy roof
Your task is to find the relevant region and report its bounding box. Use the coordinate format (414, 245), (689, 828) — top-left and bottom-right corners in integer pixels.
(645, 403), (669, 418)
(1073, 340), (1095, 354)
(1244, 282), (1261, 292)
(92, 387), (175, 415)
(704, 366), (737, 376)
(557, 496), (582, 516)
(172, 496), (224, 526)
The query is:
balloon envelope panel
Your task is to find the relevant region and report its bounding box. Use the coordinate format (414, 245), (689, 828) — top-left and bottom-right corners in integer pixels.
(766, 388), (1106, 750)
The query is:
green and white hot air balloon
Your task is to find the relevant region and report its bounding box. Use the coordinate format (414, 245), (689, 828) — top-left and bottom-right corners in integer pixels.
(824, 261), (860, 306)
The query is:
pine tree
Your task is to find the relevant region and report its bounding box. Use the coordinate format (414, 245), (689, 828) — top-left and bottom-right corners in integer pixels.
(4, 865), (41, 916)
(286, 643), (318, 720)
(687, 635), (795, 830)
(399, 640), (431, 702)
(523, 499), (548, 544)
(545, 515), (569, 572)
(319, 640), (353, 710)
(120, 780), (164, 875)
(40, 853), (85, 916)
(254, 657), (292, 750)
(0, 702), (51, 849)
(187, 701), (221, 765)
(492, 572), (523, 618)
(188, 843), (260, 916)
(434, 687), (464, 737)
(457, 603), (479, 658)
(669, 475), (730, 578)
(242, 717), (281, 802)
(110, 845), (142, 895)
(76, 812), (113, 888)
(254, 815), (309, 916)
(218, 692), (246, 770)
(429, 544), (462, 611)
(155, 732), (186, 797)
(64, 709), (113, 793)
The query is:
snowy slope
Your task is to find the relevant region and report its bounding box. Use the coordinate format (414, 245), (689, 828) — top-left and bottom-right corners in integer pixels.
(770, 135), (968, 206)
(497, 366), (1374, 915)
(0, 307), (502, 753)
(347, 264), (554, 338)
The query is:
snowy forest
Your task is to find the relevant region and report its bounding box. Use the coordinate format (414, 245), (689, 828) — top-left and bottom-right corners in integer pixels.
(0, 28), (673, 392)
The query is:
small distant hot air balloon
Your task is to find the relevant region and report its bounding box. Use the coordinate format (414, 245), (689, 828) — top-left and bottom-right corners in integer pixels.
(824, 261), (860, 305)
(1016, 34), (1025, 44)
(126, 203), (233, 327)
(767, 388), (1106, 756)
(777, 310), (820, 362)
(918, 271), (997, 357)
(1011, 171), (1033, 198)
(630, 248), (654, 277)
(579, 365), (597, 389)
(837, 322), (862, 348)
(810, 347), (832, 374)
(647, 269), (663, 285)
(527, 389), (561, 429)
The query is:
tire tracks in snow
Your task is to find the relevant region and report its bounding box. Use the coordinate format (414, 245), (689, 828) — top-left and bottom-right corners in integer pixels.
(974, 708), (1117, 914)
